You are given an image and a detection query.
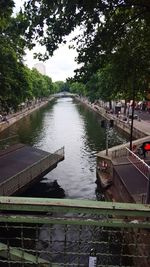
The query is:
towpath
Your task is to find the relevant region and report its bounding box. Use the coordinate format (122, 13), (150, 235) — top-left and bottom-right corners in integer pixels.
(0, 99), (53, 133)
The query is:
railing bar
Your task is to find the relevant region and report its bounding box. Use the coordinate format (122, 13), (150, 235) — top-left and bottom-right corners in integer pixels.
(126, 147), (150, 180)
(0, 206), (149, 218)
(0, 197), (149, 212)
(0, 260), (58, 266)
(77, 225), (82, 266)
(120, 228), (124, 267)
(21, 224), (25, 267)
(126, 148), (150, 168)
(0, 215), (149, 229)
(1, 249), (148, 258)
(0, 238), (148, 248)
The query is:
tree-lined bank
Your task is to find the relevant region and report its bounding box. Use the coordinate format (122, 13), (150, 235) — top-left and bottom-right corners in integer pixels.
(0, 1), (149, 114)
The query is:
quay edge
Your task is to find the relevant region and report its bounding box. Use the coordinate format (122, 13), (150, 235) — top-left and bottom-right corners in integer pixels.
(0, 97), (55, 134)
(75, 96), (150, 203)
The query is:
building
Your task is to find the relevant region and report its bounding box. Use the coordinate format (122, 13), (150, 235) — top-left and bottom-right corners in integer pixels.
(33, 63), (46, 75)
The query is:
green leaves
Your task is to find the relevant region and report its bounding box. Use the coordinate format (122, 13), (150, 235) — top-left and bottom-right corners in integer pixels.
(1, 0), (150, 110)
(0, 0), (14, 31)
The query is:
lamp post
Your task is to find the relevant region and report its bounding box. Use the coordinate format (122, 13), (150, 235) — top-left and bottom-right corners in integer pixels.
(129, 71), (136, 151)
(101, 119), (114, 156)
(146, 167), (150, 204)
(105, 121), (109, 156)
(129, 98), (135, 151)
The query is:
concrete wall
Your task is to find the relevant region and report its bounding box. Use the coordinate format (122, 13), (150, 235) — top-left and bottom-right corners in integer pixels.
(75, 96), (147, 139)
(0, 100), (51, 133)
(113, 117), (146, 139)
(113, 168), (135, 203)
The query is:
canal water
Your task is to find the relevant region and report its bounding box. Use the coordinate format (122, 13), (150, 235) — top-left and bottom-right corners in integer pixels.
(0, 98), (130, 266)
(1, 97), (127, 199)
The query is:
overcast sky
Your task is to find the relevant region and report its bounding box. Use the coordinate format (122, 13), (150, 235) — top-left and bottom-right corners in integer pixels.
(14, 0), (79, 82)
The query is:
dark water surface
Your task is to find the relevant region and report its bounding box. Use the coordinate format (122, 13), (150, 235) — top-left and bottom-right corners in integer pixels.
(0, 98), (127, 199)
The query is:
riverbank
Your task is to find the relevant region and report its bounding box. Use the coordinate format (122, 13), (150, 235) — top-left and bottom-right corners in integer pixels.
(75, 96), (150, 204)
(0, 97), (54, 133)
(75, 96), (148, 139)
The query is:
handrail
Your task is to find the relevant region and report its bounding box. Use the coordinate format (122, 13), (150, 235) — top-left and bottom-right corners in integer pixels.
(0, 197), (149, 218)
(126, 147), (150, 180)
(0, 197), (149, 266)
(111, 146), (128, 159)
(0, 197), (149, 229)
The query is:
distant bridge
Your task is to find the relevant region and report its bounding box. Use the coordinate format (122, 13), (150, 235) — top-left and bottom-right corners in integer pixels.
(53, 92), (76, 98)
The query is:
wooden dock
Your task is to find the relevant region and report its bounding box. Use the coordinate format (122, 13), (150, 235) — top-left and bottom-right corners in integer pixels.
(0, 144), (64, 196)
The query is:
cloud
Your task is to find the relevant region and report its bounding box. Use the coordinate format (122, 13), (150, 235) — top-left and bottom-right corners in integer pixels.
(14, 0), (81, 82)
(24, 44), (80, 82)
(13, 0), (24, 13)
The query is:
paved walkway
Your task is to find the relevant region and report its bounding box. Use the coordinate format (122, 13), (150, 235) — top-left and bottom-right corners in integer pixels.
(0, 99), (52, 133)
(109, 109), (150, 136)
(133, 110), (150, 135)
(79, 97), (150, 136)
(114, 162), (148, 202)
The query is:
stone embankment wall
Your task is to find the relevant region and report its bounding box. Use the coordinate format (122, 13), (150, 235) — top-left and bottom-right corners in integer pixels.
(75, 96), (146, 139)
(0, 98), (54, 133)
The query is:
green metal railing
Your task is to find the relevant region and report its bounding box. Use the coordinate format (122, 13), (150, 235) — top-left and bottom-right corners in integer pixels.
(0, 197), (149, 266)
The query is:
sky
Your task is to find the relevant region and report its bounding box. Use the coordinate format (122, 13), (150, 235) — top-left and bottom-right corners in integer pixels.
(14, 0), (80, 82)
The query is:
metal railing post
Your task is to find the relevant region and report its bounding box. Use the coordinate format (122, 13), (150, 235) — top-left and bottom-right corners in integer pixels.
(146, 170), (150, 204)
(105, 122), (109, 156)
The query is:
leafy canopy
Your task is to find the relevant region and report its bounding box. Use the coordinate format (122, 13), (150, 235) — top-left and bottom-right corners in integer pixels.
(22, 0), (150, 61)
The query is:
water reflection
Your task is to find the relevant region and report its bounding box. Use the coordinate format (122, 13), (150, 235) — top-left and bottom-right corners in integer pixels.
(21, 179), (65, 198)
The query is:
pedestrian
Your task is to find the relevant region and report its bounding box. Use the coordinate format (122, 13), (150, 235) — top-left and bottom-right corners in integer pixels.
(2, 113), (9, 123)
(141, 142), (149, 159)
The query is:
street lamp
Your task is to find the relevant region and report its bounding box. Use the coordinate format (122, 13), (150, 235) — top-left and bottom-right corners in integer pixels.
(101, 119), (114, 156)
(129, 98), (135, 151)
(129, 71), (136, 151)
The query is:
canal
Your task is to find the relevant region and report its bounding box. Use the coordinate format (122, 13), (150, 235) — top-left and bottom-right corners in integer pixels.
(0, 97), (127, 199)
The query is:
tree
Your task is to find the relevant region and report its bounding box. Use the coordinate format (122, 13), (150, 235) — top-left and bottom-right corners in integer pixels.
(1, 1), (150, 111)
(43, 75), (54, 95)
(54, 81), (65, 92)
(0, 40), (30, 111)
(22, 0), (150, 61)
(22, 0), (150, 106)
(69, 81), (86, 96)
(0, 0), (14, 31)
(0, 1), (57, 112)
(0, 1), (29, 111)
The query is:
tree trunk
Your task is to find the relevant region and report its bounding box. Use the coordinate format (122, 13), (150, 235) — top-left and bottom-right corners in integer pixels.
(124, 99), (127, 115)
(109, 100), (112, 110)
